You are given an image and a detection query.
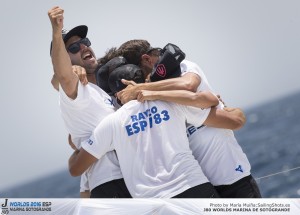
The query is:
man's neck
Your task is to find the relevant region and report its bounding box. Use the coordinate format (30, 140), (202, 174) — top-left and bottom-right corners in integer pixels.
(87, 73), (97, 84)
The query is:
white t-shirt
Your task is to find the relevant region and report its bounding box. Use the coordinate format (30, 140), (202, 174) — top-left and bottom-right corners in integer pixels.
(180, 60), (251, 185)
(82, 100), (211, 198)
(59, 82), (123, 191)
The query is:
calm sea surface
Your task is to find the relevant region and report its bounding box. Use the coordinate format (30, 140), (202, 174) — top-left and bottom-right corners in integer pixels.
(235, 91), (300, 198)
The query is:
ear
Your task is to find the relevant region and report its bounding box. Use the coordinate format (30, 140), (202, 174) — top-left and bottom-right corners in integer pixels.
(141, 54), (151, 65)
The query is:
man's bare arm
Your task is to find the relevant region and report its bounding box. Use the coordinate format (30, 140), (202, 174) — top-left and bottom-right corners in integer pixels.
(48, 6), (79, 99)
(117, 73), (200, 104)
(137, 90), (219, 109)
(51, 74), (59, 91)
(204, 107), (246, 130)
(80, 191), (91, 198)
(69, 148), (97, 177)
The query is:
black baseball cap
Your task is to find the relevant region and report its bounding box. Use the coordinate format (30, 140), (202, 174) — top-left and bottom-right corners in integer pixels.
(108, 64), (145, 94)
(62, 25), (88, 43)
(50, 25), (88, 55)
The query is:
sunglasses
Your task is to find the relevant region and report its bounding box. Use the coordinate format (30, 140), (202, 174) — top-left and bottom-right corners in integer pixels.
(146, 47), (162, 56)
(67, 38), (91, 54)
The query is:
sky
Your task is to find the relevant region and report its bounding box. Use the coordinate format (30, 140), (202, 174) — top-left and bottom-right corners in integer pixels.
(0, 0), (299, 191)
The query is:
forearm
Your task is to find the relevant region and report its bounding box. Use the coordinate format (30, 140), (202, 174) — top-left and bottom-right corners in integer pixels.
(117, 72), (201, 104)
(69, 148), (98, 177)
(143, 90), (218, 109)
(51, 74), (59, 91)
(51, 34), (78, 99)
(137, 73), (200, 92)
(204, 107), (246, 130)
(68, 149), (81, 176)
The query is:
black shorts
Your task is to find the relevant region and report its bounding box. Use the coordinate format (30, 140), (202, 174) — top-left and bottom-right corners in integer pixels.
(90, 178), (132, 198)
(173, 182), (220, 198)
(214, 175), (262, 198)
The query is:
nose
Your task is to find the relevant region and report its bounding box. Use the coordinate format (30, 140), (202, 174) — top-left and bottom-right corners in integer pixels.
(79, 43), (88, 50)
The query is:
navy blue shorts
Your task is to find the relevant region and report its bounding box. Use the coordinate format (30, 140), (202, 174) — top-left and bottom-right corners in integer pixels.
(173, 182), (220, 198)
(215, 175), (262, 198)
(91, 178), (132, 198)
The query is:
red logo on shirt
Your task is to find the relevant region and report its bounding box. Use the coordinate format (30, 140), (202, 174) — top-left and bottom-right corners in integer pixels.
(155, 64), (166, 77)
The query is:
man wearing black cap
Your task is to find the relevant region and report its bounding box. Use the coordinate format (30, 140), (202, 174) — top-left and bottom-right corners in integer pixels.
(48, 6), (131, 198)
(49, 21), (97, 91)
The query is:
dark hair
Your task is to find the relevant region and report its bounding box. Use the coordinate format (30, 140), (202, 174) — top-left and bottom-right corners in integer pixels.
(97, 47), (119, 65)
(97, 40), (152, 66)
(117, 40), (151, 65)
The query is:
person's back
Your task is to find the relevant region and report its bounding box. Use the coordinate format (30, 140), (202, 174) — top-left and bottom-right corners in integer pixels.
(182, 60), (251, 182)
(83, 99), (212, 198)
(181, 59), (260, 197)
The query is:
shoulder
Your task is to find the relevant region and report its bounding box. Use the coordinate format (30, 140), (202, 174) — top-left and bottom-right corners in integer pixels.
(88, 83), (111, 97)
(180, 60), (205, 80)
(180, 59), (199, 68)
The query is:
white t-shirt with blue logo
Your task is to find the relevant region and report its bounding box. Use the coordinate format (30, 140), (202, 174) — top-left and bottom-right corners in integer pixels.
(59, 82), (123, 191)
(82, 100), (211, 198)
(181, 60), (251, 186)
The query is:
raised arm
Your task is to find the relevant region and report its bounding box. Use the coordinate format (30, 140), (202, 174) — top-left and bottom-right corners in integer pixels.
(137, 90), (219, 109)
(51, 74), (59, 91)
(117, 73), (200, 104)
(48, 6), (79, 99)
(204, 107), (246, 130)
